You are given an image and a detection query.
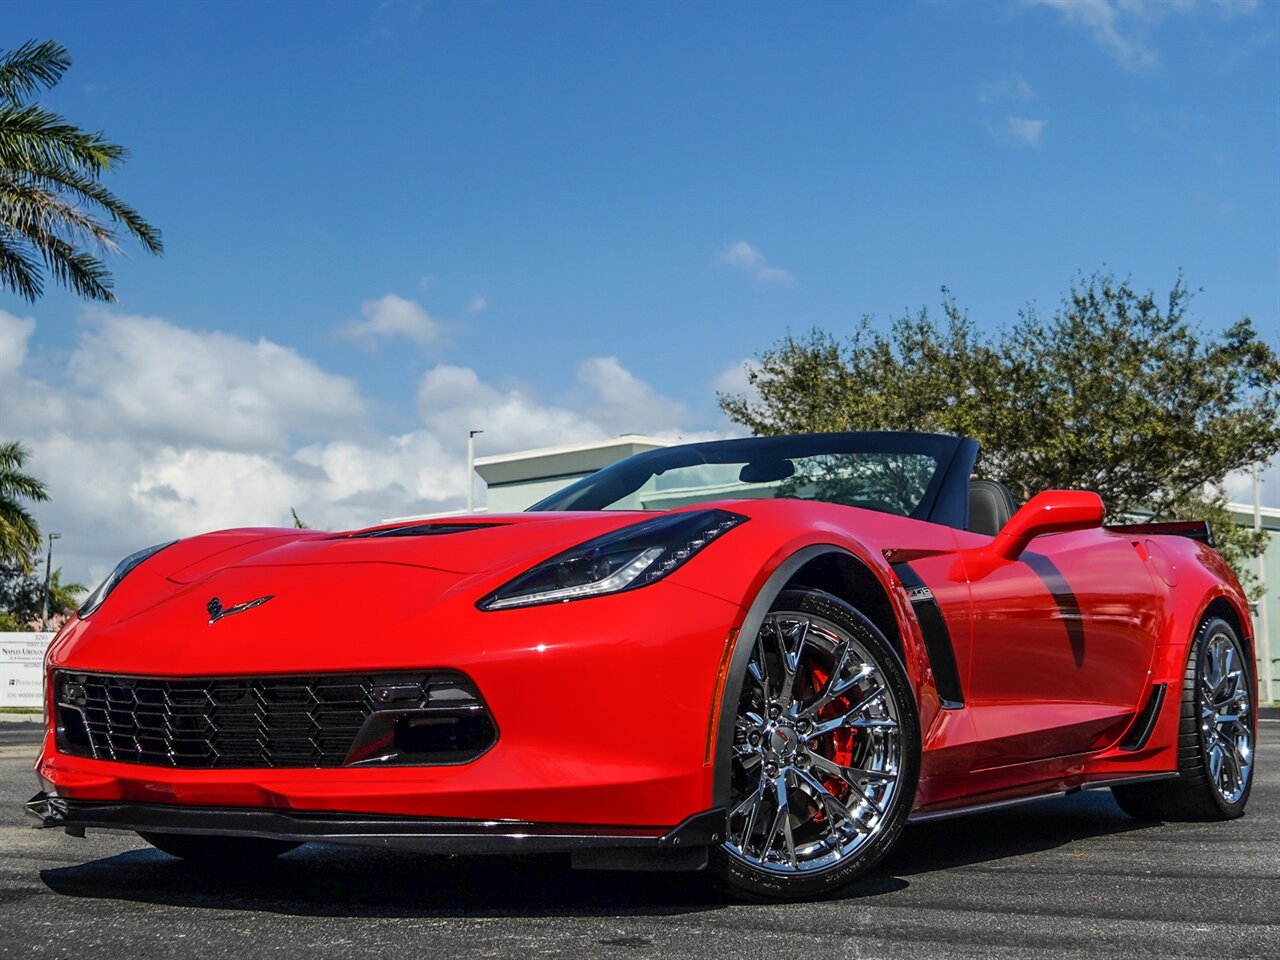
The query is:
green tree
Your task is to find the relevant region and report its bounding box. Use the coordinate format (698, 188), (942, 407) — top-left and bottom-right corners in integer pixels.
(719, 274), (1280, 595)
(0, 440), (48, 574)
(0, 39), (162, 302)
(0, 566), (85, 630)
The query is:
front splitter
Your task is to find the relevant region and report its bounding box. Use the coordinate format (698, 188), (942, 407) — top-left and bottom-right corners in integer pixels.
(25, 791), (724, 860)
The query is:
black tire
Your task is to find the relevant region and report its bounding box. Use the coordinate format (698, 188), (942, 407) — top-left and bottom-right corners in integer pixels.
(710, 588), (920, 901)
(139, 832), (301, 864)
(1112, 616), (1255, 822)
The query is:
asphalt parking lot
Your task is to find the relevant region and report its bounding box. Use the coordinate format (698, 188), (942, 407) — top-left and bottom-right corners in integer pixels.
(1, 717), (1276, 960)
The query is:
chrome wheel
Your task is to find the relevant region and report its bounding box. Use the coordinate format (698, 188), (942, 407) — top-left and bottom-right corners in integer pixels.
(1199, 627), (1253, 804)
(724, 608), (903, 874)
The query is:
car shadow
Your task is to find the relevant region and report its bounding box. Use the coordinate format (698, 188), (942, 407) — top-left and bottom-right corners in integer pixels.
(885, 789), (1154, 878)
(38, 790), (1155, 917)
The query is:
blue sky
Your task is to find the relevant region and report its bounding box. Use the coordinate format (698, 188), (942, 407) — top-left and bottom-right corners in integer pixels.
(2, 0), (1278, 582)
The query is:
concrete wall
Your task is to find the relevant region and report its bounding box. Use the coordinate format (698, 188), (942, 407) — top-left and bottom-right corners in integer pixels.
(1231, 505), (1280, 705)
(485, 474), (593, 513)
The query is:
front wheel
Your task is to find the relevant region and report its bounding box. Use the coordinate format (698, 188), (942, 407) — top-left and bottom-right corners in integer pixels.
(710, 588), (920, 900)
(1112, 616), (1255, 821)
(139, 832), (301, 864)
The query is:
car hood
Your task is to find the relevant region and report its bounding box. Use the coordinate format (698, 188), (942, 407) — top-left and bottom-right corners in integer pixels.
(51, 511), (685, 675)
(167, 512), (650, 581)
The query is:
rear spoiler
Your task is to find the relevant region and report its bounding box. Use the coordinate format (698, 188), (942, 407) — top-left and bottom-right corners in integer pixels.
(1105, 520), (1214, 546)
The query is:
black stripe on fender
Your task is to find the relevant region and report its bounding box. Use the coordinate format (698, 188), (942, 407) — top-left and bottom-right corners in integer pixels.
(891, 562), (964, 709)
(1021, 551), (1086, 667)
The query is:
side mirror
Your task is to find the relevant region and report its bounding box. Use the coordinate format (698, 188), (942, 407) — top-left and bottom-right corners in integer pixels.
(989, 490), (1105, 562)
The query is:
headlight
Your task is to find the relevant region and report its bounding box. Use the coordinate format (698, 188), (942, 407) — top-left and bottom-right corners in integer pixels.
(478, 509), (747, 611)
(77, 541), (176, 619)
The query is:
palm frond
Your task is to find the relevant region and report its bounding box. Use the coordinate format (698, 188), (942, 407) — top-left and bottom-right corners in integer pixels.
(0, 441), (49, 500)
(0, 40), (70, 104)
(0, 228), (42, 301)
(1, 174), (123, 253)
(2, 163), (161, 253)
(0, 441), (47, 573)
(0, 501), (42, 567)
(0, 40), (161, 303)
(37, 233), (113, 301)
(0, 104), (127, 175)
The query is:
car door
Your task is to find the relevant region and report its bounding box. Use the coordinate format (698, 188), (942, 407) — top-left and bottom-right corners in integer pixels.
(960, 527), (1162, 768)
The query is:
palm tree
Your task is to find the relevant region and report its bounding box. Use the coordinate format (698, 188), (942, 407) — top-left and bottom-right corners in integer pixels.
(0, 39), (162, 302)
(47, 568), (87, 616)
(0, 440), (49, 574)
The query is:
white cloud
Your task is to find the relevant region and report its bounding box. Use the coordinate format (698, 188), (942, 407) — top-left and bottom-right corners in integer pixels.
(62, 309), (365, 451)
(1001, 116), (1048, 148)
(1225, 456), (1280, 510)
(717, 241), (795, 284)
(0, 309), (36, 379)
(417, 364), (604, 454)
(712, 359), (759, 401)
(1025, 0), (1156, 71)
(338, 293), (445, 349)
(574, 357), (690, 436)
(711, 360), (761, 435)
(1022, 0), (1259, 72)
(467, 296), (487, 315)
(1003, 115), (1044, 147)
(1211, 0), (1259, 17)
(978, 76), (1036, 105)
(415, 357), (695, 453)
(1, 310), (705, 586)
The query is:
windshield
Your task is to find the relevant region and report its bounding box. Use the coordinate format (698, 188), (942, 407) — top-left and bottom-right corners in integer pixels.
(529, 432), (964, 520)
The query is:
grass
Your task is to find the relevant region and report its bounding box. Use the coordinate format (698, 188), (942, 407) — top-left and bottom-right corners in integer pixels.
(0, 707), (41, 715)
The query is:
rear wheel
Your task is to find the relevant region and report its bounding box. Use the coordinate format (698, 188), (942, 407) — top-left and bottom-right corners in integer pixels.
(139, 832), (301, 864)
(710, 588), (920, 900)
(1112, 616), (1255, 821)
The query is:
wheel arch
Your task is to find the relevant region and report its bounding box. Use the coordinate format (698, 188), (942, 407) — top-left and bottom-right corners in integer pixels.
(1151, 572), (1256, 688)
(782, 551), (905, 664)
(1201, 595), (1251, 645)
(709, 544), (913, 810)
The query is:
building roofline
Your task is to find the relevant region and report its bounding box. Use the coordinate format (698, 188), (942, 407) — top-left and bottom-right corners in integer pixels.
(474, 435), (678, 486)
(1227, 502), (1280, 522)
(473, 435), (676, 468)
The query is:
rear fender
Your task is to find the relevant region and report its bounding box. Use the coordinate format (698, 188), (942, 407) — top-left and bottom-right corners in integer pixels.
(1090, 539), (1253, 774)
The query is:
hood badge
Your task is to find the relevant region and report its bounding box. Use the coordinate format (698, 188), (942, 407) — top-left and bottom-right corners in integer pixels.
(206, 594), (274, 624)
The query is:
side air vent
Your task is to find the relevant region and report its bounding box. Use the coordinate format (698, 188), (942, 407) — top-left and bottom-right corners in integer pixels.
(1119, 683), (1167, 751)
(890, 561), (964, 710)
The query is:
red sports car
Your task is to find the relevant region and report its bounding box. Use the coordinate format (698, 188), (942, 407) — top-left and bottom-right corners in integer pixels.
(27, 432), (1257, 900)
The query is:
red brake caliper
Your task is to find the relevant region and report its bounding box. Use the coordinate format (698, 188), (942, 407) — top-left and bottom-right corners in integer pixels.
(805, 666), (857, 818)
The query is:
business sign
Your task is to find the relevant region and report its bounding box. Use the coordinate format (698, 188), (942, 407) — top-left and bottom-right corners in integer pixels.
(0, 633), (53, 708)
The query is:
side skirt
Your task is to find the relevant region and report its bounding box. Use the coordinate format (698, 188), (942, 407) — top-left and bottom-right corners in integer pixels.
(907, 772), (1179, 824)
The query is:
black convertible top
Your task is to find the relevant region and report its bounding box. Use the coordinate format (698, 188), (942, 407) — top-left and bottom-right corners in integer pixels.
(529, 431), (980, 529)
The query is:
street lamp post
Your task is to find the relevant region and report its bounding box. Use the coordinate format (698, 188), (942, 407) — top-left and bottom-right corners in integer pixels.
(39, 532), (61, 632)
(466, 430), (484, 514)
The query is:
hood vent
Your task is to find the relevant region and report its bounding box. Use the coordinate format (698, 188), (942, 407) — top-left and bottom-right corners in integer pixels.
(347, 522), (507, 539)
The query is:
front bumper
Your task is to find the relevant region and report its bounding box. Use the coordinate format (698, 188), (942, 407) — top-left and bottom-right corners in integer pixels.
(25, 792), (723, 867)
(41, 580), (746, 828)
